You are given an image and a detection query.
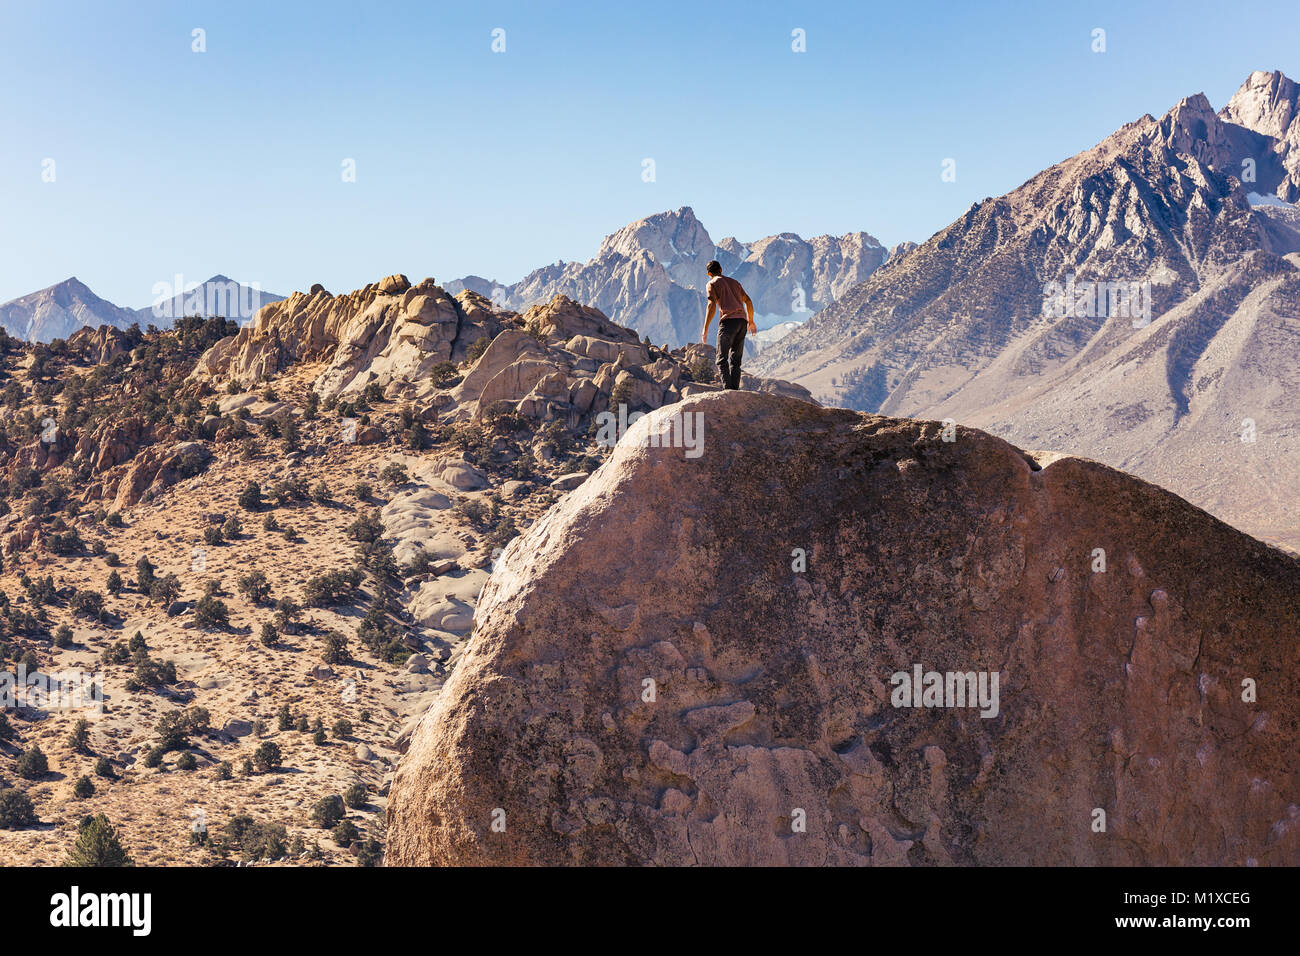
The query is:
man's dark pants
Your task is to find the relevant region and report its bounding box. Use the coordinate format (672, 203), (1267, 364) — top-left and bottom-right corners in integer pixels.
(716, 317), (747, 390)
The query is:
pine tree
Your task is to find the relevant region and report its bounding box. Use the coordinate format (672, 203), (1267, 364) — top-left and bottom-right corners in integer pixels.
(64, 814), (134, 867)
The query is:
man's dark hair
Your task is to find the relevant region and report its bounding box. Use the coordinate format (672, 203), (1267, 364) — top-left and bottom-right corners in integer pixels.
(706, 260), (722, 276)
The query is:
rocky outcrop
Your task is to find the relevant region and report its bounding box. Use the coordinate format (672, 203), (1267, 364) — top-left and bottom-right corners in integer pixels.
(190, 277), (508, 402)
(388, 392), (1300, 866)
(193, 279), (816, 431)
(108, 441), (212, 510)
(66, 324), (136, 364)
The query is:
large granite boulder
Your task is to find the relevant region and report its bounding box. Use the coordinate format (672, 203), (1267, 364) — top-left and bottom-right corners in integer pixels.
(388, 392), (1300, 866)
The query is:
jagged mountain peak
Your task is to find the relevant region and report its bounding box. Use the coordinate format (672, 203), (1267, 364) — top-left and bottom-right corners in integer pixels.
(1221, 69), (1299, 137)
(751, 70), (1300, 550)
(447, 209), (893, 348)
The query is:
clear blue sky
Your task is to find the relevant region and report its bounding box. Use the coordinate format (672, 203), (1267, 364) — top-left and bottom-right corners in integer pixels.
(2, 0), (1298, 306)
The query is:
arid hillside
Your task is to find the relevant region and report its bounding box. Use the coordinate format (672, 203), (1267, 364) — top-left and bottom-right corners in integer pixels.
(0, 278), (807, 865)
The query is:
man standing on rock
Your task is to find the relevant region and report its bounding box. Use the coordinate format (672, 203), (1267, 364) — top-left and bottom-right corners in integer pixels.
(702, 260), (756, 390)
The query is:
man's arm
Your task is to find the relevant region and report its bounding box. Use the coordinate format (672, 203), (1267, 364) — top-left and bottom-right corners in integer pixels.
(742, 292), (756, 333)
(702, 301), (716, 342)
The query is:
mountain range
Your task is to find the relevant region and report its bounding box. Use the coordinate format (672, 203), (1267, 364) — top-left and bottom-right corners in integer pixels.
(445, 207), (902, 348)
(752, 69), (1300, 550)
(0, 275), (284, 343)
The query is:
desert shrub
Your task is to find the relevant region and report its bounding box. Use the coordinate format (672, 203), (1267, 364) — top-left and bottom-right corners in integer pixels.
(67, 717), (91, 753)
(332, 718), (353, 739)
(609, 377), (636, 411)
(149, 573), (180, 606)
(71, 589), (104, 619)
(686, 356), (718, 384)
(343, 782), (368, 809)
(203, 525), (223, 546)
(73, 775), (94, 798)
(155, 707), (209, 751)
(301, 568), (363, 608)
(175, 752), (197, 771)
(16, 744), (48, 779)
(48, 528), (84, 555)
(277, 704), (293, 731)
(346, 510), (383, 544)
(64, 814), (133, 866)
(259, 621), (277, 647)
(94, 756), (113, 778)
(53, 624), (73, 647)
(237, 570), (271, 604)
(192, 595), (230, 629)
(253, 740), (282, 772)
(0, 788), (37, 828)
(101, 641), (130, 665)
(465, 336), (491, 363)
(142, 746), (164, 768)
(321, 630), (349, 665)
(134, 555), (156, 591)
(274, 598), (301, 632)
(356, 838), (383, 867)
(455, 497), (487, 525)
(311, 480), (331, 504)
(312, 728), (326, 745)
(262, 513), (279, 532)
(106, 570), (122, 594)
(147, 574), (182, 605)
(221, 516), (242, 539)
(430, 361), (460, 387)
(379, 462), (408, 487)
(237, 481), (263, 511)
(332, 820), (359, 847)
(486, 514), (519, 550)
(217, 761), (232, 780)
(221, 815), (287, 861)
(310, 794), (345, 828)
(353, 480), (371, 501)
(128, 655), (177, 690)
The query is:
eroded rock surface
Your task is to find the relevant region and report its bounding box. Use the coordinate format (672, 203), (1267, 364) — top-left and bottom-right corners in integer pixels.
(388, 392), (1300, 865)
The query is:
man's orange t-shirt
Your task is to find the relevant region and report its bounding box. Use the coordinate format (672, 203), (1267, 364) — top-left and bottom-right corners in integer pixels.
(707, 275), (748, 320)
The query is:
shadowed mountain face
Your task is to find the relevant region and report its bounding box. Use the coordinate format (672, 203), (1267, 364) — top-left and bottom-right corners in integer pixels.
(386, 392), (1300, 866)
(445, 207), (889, 348)
(752, 70), (1300, 551)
